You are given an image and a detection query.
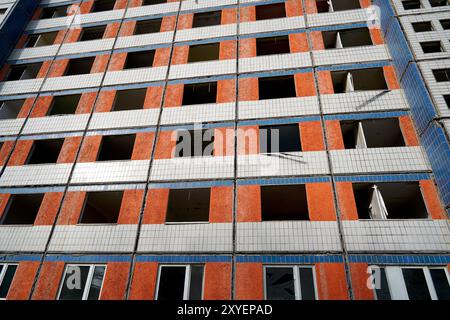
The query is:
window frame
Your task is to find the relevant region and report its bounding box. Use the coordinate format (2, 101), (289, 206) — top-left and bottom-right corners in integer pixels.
(57, 264), (107, 300)
(155, 264), (205, 300)
(263, 265), (318, 300)
(0, 263), (18, 300)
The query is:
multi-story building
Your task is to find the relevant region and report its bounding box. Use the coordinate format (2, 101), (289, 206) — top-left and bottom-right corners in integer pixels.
(0, 0), (448, 301)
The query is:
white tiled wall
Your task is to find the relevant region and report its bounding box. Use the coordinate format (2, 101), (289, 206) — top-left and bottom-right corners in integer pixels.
(0, 225), (52, 252)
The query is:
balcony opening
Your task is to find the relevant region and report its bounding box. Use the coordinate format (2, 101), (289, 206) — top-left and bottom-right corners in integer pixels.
(402, 0), (421, 10)
(331, 68), (388, 93)
(192, 10), (222, 28)
(323, 28), (372, 49)
(123, 50), (155, 69)
(429, 0), (448, 7)
(175, 129), (214, 158)
(0, 99), (24, 119)
(47, 94), (81, 116)
(259, 124), (301, 153)
(40, 5), (67, 19)
(258, 75), (296, 100)
(340, 118), (406, 149)
(353, 182), (428, 219)
(91, 0), (116, 13)
(440, 19), (450, 30)
(112, 88), (146, 111)
(79, 191), (123, 224)
(65, 57), (95, 76)
(421, 41), (444, 53)
(412, 21), (434, 32)
(97, 134), (136, 161)
(261, 185), (309, 221)
(182, 81), (217, 105)
(316, 0), (361, 12)
(156, 265), (204, 300)
(188, 43), (220, 63)
(79, 26), (106, 41)
(255, 3), (286, 21)
(256, 35), (290, 56)
(143, 0), (167, 5)
(25, 31), (58, 48)
(1, 193), (44, 225)
(5, 63), (42, 81)
(166, 188), (210, 223)
(134, 18), (162, 35)
(433, 68), (450, 82)
(27, 139), (64, 164)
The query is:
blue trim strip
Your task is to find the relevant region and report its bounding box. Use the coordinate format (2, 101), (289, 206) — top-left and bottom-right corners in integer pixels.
(237, 176), (331, 186)
(236, 255), (344, 263)
(44, 255), (132, 263)
(238, 116), (321, 127)
(317, 61), (390, 72)
(334, 173), (431, 183)
(136, 255), (232, 263)
(348, 255), (450, 265)
(0, 254), (42, 262)
(148, 180), (234, 189)
(323, 110), (408, 121)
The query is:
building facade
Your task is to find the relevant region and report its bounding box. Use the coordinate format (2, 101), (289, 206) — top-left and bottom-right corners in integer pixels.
(0, 0), (449, 300)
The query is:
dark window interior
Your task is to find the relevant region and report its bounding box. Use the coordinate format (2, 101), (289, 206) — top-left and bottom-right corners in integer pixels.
(27, 139), (64, 164)
(433, 68), (450, 82)
(0, 8), (7, 16)
(0, 264), (18, 299)
(429, 269), (450, 300)
(353, 182), (428, 219)
(91, 0), (116, 13)
(79, 26), (106, 41)
(65, 57), (95, 76)
(323, 28), (372, 49)
(192, 10), (222, 28)
(261, 185), (309, 221)
(331, 68), (388, 93)
(47, 94), (81, 116)
(374, 268), (392, 300)
(134, 18), (162, 35)
(157, 266), (186, 300)
(79, 191), (123, 224)
(440, 19), (450, 30)
(420, 41), (443, 53)
(112, 88), (146, 111)
(429, 0), (448, 7)
(412, 21), (434, 32)
(188, 43), (220, 63)
(256, 36), (290, 56)
(402, 269), (431, 300)
(402, 0), (422, 9)
(341, 118), (406, 149)
(444, 95), (450, 108)
(124, 50), (155, 69)
(40, 5), (67, 19)
(182, 81), (217, 105)
(175, 129), (214, 158)
(265, 267), (295, 300)
(259, 124), (302, 153)
(0, 99), (24, 120)
(143, 0), (167, 5)
(25, 31), (58, 48)
(166, 188), (210, 222)
(255, 3), (286, 21)
(97, 134), (136, 161)
(258, 75), (296, 100)
(1, 193), (44, 225)
(316, 0), (361, 12)
(6, 63), (42, 81)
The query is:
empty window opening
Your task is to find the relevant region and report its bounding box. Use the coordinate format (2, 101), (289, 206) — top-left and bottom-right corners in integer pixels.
(166, 188), (210, 223)
(27, 139), (64, 164)
(156, 265), (204, 300)
(192, 10), (221, 28)
(440, 19), (450, 30)
(1, 193), (44, 225)
(429, 0), (449, 7)
(261, 185), (309, 221)
(323, 28), (372, 49)
(433, 68), (450, 82)
(444, 95), (450, 108)
(111, 88), (146, 111)
(5, 63), (42, 81)
(97, 134), (136, 161)
(255, 3), (286, 20)
(0, 99), (24, 120)
(256, 36), (290, 56)
(175, 129), (214, 158)
(58, 265), (106, 300)
(91, 0), (116, 13)
(259, 124), (301, 154)
(47, 94), (81, 116)
(258, 75), (296, 100)
(25, 31), (58, 48)
(188, 43), (220, 63)
(40, 5), (67, 19)
(341, 118), (406, 149)
(316, 0), (361, 12)
(353, 182), (428, 219)
(123, 50), (155, 69)
(134, 18), (162, 35)
(143, 0), (167, 5)
(421, 41), (444, 53)
(182, 81), (217, 105)
(65, 57), (95, 76)
(265, 266), (316, 300)
(79, 26), (106, 41)
(331, 68), (388, 93)
(402, 0), (422, 9)
(79, 191), (123, 224)
(412, 21), (434, 32)
(0, 8), (7, 16)
(0, 264), (18, 299)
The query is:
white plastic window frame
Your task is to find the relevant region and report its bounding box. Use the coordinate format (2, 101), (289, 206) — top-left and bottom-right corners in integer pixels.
(57, 264), (107, 300)
(0, 263), (18, 300)
(155, 264), (205, 300)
